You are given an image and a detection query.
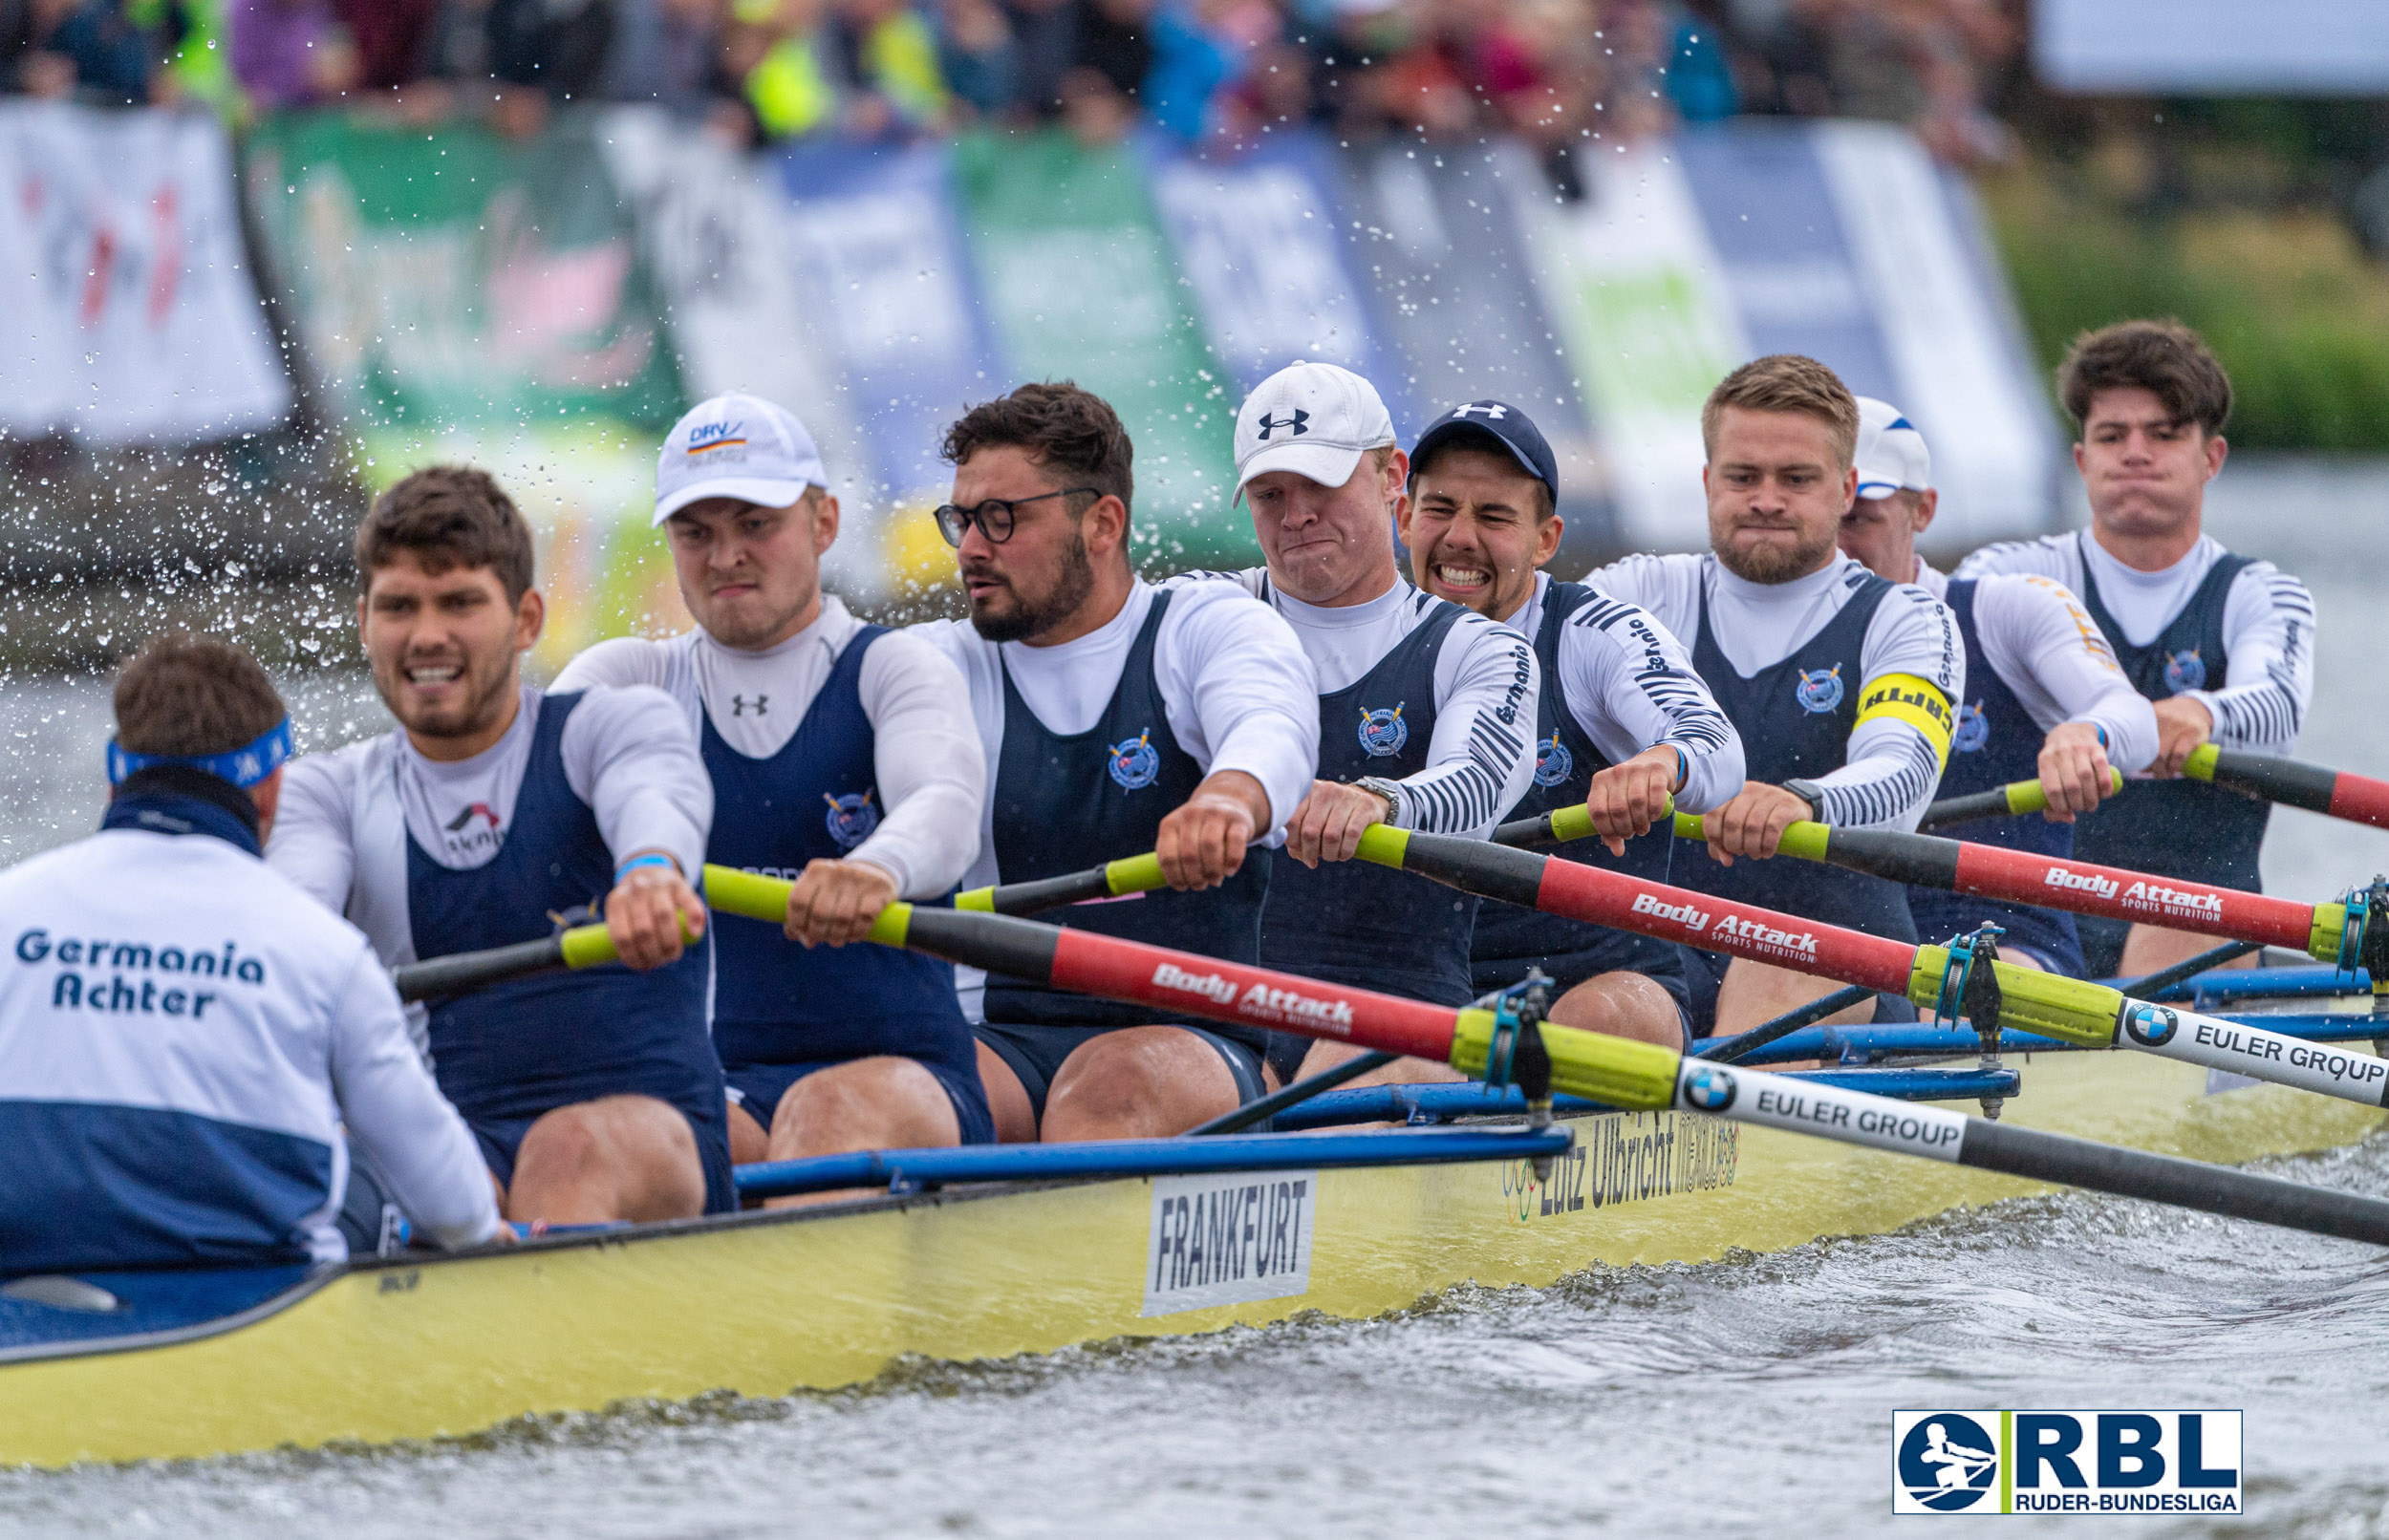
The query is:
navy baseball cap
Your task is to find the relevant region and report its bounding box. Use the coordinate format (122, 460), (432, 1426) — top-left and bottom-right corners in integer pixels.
(1409, 400), (1559, 506)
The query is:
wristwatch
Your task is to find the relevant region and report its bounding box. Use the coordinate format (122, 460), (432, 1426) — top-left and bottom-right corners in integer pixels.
(1779, 779), (1826, 823)
(1353, 776), (1405, 823)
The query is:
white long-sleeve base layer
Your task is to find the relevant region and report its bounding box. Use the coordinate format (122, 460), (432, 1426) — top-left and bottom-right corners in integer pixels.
(1954, 532), (2314, 753)
(1229, 570), (1541, 839)
(911, 574), (1322, 1022)
(1586, 551), (1964, 831)
(553, 597), (985, 900)
(1506, 570), (1747, 814)
(266, 684), (714, 1050)
(1910, 561), (2160, 773)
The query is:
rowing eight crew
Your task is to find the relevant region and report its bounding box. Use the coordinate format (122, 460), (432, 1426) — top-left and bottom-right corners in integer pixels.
(0, 321), (2313, 1276)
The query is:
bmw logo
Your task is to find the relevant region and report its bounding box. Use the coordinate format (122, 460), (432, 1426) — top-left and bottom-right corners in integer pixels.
(2122, 1003), (2180, 1047)
(1682, 1063), (1737, 1113)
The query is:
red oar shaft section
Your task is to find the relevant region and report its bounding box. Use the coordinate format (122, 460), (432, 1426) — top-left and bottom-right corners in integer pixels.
(1945, 840), (2322, 952)
(2185, 743), (2389, 833)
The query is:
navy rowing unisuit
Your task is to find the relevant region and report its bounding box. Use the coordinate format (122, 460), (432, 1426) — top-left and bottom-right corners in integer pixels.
(405, 693), (735, 1212)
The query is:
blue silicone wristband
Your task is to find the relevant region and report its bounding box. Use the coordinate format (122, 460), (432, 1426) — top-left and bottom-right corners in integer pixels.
(614, 853), (675, 881)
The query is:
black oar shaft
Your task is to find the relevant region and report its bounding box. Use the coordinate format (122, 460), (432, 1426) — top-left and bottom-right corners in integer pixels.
(1958, 1119), (2389, 1245)
(2118, 939), (2265, 999)
(1697, 984), (1875, 1063)
(392, 933), (567, 1004)
(1186, 1050), (1399, 1136)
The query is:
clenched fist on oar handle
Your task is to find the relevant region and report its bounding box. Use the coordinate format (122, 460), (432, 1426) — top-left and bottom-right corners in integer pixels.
(1692, 781), (1820, 866)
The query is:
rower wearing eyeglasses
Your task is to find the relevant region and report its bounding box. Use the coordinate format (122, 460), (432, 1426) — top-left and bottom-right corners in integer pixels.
(912, 381), (1320, 1144)
(553, 395), (995, 1177)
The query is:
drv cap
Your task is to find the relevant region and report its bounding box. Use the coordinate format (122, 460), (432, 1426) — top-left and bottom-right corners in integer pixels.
(1233, 361), (1396, 503)
(655, 393), (828, 526)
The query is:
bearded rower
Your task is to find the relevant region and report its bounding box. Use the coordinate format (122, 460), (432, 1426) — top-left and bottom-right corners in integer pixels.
(912, 382), (1320, 1143)
(1226, 363), (1540, 1085)
(1958, 320), (2314, 977)
(554, 395), (992, 1171)
(1588, 356), (1962, 1034)
(1836, 396), (2158, 974)
(1401, 397), (1744, 1050)
(269, 468), (733, 1225)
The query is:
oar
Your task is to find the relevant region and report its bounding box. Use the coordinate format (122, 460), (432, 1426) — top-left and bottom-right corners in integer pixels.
(1658, 810), (2360, 970)
(1348, 828), (2389, 1112)
(1494, 794), (1675, 850)
(1920, 769), (2124, 831)
(681, 867), (2389, 1247)
(954, 852), (1166, 915)
(2182, 743), (2389, 832)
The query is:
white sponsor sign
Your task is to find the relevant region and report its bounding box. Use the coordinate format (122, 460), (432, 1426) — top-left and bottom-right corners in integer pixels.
(0, 101), (289, 444)
(1676, 1062), (1968, 1160)
(1142, 1168), (1316, 1316)
(2122, 1004), (2389, 1106)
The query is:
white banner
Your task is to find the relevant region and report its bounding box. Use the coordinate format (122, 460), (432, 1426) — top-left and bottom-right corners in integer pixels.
(0, 101), (288, 444)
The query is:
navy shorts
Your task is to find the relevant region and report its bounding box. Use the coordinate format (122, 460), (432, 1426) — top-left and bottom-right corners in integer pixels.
(724, 1057), (995, 1146)
(974, 1020), (1266, 1123)
(469, 1099), (737, 1216)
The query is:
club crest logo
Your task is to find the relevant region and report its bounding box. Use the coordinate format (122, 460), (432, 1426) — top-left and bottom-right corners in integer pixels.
(822, 790), (878, 850)
(2163, 648), (2206, 694)
(1952, 701), (1990, 754)
(1897, 1414), (1999, 1511)
(1795, 663), (1844, 715)
(1681, 1063), (1737, 1112)
(1357, 703), (1409, 759)
(1108, 728), (1161, 791)
(1533, 731), (1573, 787)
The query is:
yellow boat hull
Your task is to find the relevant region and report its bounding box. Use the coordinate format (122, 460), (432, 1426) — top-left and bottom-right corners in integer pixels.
(0, 1049), (2376, 1468)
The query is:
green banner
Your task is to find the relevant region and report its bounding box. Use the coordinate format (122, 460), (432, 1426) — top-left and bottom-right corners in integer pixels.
(951, 130), (1247, 567)
(245, 113), (684, 432)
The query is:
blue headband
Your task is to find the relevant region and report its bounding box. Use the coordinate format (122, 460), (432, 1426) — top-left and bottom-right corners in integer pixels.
(107, 718), (293, 789)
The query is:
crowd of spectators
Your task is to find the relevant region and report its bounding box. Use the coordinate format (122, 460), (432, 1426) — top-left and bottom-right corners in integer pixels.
(0, 0), (2023, 166)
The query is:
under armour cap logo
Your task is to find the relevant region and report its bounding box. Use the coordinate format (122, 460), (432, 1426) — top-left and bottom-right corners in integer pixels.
(1450, 402), (1507, 420)
(732, 695), (768, 717)
(1256, 410), (1309, 439)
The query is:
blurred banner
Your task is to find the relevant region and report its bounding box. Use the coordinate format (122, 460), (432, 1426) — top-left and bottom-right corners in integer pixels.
(2035, 0), (2389, 94)
(244, 113), (684, 432)
(0, 102), (288, 445)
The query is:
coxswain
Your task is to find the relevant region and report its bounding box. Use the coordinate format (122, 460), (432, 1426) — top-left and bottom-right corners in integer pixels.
(1588, 356), (1963, 1034)
(913, 382), (1320, 1142)
(554, 394), (994, 1169)
(1404, 398), (1745, 1049)
(1227, 363), (1540, 1084)
(0, 634), (499, 1274)
(1836, 396), (2158, 974)
(1957, 320), (2314, 977)
(269, 468), (734, 1224)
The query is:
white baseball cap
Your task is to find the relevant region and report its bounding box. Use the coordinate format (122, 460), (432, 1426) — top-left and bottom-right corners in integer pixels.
(654, 393), (828, 526)
(1854, 396), (1931, 501)
(1233, 361), (1397, 503)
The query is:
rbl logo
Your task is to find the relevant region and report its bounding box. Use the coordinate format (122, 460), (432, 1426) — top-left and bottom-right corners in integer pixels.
(1891, 1409), (2241, 1515)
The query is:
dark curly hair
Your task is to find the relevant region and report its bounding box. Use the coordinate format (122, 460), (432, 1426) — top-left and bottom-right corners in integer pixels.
(356, 465), (536, 603)
(2057, 319), (2233, 437)
(939, 380), (1134, 515)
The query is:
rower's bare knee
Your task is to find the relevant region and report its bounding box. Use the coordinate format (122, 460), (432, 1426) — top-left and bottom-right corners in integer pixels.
(1294, 1038), (1461, 1087)
(508, 1094), (704, 1226)
(1548, 971), (1685, 1049)
(1714, 958), (1873, 1035)
(976, 1039), (1038, 1144)
(726, 1098), (770, 1167)
(768, 1057), (958, 1161)
(2119, 924), (2258, 979)
(1043, 1027), (1235, 1142)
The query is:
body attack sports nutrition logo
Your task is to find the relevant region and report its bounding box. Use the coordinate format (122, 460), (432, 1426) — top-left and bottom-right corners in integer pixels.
(1891, 1409), (2240, 1516)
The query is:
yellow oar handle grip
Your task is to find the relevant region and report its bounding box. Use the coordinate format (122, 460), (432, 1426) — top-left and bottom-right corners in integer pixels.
(2181, 742), (2220, 782)
(700, 865), (923, 950)
(558, 924), (618, 969)
(1996, 766), (2126, 816)
(1103, 851), (1167, 896)
(1537, 792), (1676, 846)
(1670, 809), (1830, 862)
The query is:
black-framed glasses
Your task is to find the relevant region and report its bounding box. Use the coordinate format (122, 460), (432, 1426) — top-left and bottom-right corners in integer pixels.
(932, 486), (1100, 547)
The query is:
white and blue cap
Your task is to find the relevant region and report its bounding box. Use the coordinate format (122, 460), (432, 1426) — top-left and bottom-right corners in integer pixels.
(1854, 396), (1931, 501)
(654, 393), (828, 527)
(1233, 361), (1397, 503)
(1409, 399), (1560, 505)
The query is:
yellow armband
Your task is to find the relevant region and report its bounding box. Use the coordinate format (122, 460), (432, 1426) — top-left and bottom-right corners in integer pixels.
(1855, 673), (1956, 768)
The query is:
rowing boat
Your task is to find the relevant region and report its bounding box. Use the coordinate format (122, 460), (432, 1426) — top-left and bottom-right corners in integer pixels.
(1, 1019), (2377, 1469)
